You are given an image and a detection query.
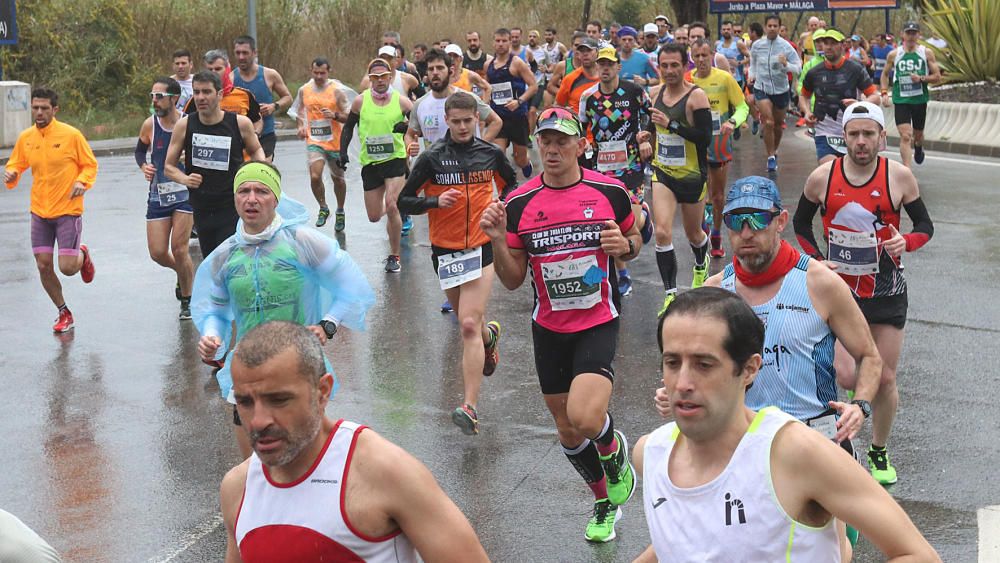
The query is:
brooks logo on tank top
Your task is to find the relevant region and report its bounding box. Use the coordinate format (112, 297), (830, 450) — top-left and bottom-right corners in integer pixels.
(234, 66), (275, 136)
(235, 420), (418, 563)
(722, 255), (836, 420)
(642, 407), (841, 562)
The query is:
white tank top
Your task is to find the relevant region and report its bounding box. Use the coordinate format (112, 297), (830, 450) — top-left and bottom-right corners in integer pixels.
(642, 407), (841, 562)
(235, 420), (419, 562)
(390, 71), (406, 96)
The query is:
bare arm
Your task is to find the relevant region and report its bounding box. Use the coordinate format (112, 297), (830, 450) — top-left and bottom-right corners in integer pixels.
(238, 115), (265, 161)
(220, 462), (249, 563)
(480, 201), (529, 290)
(164, 116), (199, 187)
(514, 58), (538, 103)
(482, 108), (502, 142)
(924, 49), (943, 84)
(547, 62), (566, 97)
(266, 68), (293, 116)
(469, 72), (492, 102)
(632, 545), (658, 563)
(715, 53), (732, 73)
(880, 51), (897, 93)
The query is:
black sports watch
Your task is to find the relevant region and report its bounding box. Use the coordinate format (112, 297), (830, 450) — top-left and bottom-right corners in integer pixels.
(626, 239), (636, 257)
(850, 399), (872, 419)
(319, 320), (338, 339)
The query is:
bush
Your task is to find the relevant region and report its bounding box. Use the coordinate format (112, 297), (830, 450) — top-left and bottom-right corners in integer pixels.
(922, 0), (1000, 83)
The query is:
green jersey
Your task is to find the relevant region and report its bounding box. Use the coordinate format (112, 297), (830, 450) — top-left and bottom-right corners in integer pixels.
(891, 45), (930, 105)
(358, 89), (407, 166)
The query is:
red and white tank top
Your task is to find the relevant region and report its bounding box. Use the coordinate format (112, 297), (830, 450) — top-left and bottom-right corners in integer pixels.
(821, 156), (906, 299)
(235, 420), (419, 563)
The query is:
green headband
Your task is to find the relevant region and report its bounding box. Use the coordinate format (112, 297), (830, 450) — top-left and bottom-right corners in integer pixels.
(233, 162), (282, 199)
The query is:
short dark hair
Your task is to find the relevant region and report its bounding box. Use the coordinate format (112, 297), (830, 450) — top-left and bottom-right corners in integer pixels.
(413, 43), (428, 51)
(234, 35), (256, 51)
(153, 76), (182, 96)
(766, 14), (781, 25)
(657, 287), (765, 375)
(423, 47), (450, 67)
(192, 70), (222, 92)
(545, 27), (557, 34)
(31, 88), (58, 107)
(691, 38), (713, 52)
(445, 91), (479, 114)
(511, 27), (523, 33)
(234, 321), (324, 384)
(395, 44), (406, 57)
(689, 21), (709, 37)
(495, 27), (511, 37)
(750, 22), (764, 37)
(722, 20), (734, 27)
(312, 57), (330, 69)
(658, 43), (689, 65)
(587, 20), (602, 30)
(466, 31), (479, 39)
(172, 49), (192, 61)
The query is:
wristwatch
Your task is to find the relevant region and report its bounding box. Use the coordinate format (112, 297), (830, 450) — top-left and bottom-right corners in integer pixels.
(850, 399), (872, 419)
(319, 320), (338, 339)
(626, 239), (635, 257)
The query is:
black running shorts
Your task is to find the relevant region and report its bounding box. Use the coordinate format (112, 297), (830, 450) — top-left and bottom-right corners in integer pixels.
(532, 319), (618, 395)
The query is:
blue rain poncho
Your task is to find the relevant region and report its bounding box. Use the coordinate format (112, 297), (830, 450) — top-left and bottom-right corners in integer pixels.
(192, 195), (375, 401)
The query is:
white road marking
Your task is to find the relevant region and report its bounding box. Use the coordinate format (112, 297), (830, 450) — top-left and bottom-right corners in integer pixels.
(979, 505), (1000, 562)
(147, 513), (224, 563)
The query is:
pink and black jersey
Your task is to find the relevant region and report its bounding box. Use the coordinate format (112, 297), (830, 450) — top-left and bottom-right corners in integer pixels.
(504, 168), (636, 333)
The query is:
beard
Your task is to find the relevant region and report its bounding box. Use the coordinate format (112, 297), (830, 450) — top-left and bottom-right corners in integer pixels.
(154, 106), (170, 117)
(250, 403), (323, 468)
(430, 77), (449, 92)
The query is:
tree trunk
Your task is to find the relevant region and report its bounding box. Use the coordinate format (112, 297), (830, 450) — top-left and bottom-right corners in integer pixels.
(669, 0), (708, 25)
(582, 0), (593, 28)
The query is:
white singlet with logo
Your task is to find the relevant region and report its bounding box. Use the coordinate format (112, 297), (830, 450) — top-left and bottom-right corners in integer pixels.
(642, 407), (841, 562)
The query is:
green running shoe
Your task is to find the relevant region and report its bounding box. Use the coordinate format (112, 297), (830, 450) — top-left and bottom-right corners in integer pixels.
(451, 404), (479, 435)
(316, 207), (330, 228)
(599, 430), (636, 506)
(584, 499), (621, 543)
(334, 209), (346, 232)
(483, 321), (501, 376)
(692, 261), (709, 288)
(868, 446), (898, 485)
(658, 292), (677, 318)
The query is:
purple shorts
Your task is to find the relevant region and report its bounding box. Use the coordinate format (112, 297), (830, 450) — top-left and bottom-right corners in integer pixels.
(30, 213), (82, 256)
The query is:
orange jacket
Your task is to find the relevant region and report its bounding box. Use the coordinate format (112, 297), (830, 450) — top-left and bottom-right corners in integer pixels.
(6, 119), (98, 218)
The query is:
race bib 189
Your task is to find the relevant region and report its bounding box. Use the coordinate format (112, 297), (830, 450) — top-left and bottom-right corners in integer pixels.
(437, 247), (483, 290)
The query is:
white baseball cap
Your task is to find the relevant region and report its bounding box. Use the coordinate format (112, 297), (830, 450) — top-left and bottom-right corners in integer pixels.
(643, 23), (659, 36)
(444, 43), (463, 57)
(378, 45), (397, 57)
(842, 101), (885, 129)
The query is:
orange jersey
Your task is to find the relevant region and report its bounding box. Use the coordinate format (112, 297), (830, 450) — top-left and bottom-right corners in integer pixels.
(302, 81), (345, 152)
(556, 67), (598, 115)
(453, 69), (473, 92)
(184, 86), (261, 123)
(5, 119), (98, 218)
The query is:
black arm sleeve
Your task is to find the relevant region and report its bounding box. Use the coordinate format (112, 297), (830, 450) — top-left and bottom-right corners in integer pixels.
(135, 139), (149, 167)
(396, 154), (439, 215)
(793, 194), (825, 259)
(674, 107), (713, 149)
(902, 197), (933, 251)
(339, 112), (359, 164)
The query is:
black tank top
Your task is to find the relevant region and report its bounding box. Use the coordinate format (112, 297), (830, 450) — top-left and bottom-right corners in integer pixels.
(184, 111), (245, 210)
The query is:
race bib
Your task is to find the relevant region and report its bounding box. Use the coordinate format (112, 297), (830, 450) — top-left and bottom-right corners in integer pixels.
(655, 132), (686, 167)
(711, 111), (722, 136)
(807, 414), (838, 441)
(309, 119), (333, 142)
(491, 81), (515, 105)
(596, 140), (629, 172)
(437, 247), (483, 290)
(157, 180), (189, 206)
(825, 135), (847, 154)
(828, 228), (879, 275)
(898, 75), (923, 98)
(541, 255), (603, 311)
(191, 133), (232, 171)
(365, 134), (396, 161)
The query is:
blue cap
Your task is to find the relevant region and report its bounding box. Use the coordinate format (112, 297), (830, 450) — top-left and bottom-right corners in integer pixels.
(618, 26), (638, 38)
(723, 176), (783, 214)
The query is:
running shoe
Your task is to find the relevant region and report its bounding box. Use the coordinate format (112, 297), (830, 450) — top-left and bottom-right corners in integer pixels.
(384, 255), (401, 273)
(914, 145), (925, 165)
(692, 261), (709, 288)
(710, 234), (725, 258)
(796, 117), (806, 127)
(79, 244), (95, 283)
(733, 126), (741, 140)
(175, 282), (182, 301)
(190, 225), (199, 239)
(618, 274), (633, 297)
(334, 209), (346, 232)
(52, 308), (74, 333)
(401, 214), (413, 236)
(522, 163), (533, 178)
(640, 201), (654, 244)
(657, 292), (676, 318)
(806, 127), (816, 138)
(441, 299), (453, 313)
(599, 430), (636, 506)
(767, 155), (778, 172)
(868, 447), (898, 485)
(584, 499), (621, 543)
(751, 119), (760, 136)
(179, 301), (192, 320)
(316, 207), (330, 228)
(452, 404), (479, 435)
(483, 321), (501, 376)
(781, 122), (787, 130)
(702, 203), (713, 235)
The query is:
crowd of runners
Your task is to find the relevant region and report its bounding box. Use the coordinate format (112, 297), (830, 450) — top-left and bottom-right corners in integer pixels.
(3, 10), (948, 562)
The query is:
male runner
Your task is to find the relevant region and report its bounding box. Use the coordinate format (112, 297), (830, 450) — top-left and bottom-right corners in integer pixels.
(445, 44), (492, 101)
(870, 34), (894, 84)
(616, 26), (658, 88)
(795, 102), (934, 484)
(232, 35), (293, 161)
(340, 58), (413, 273)
(463, 31), (489, 79)
(170, 49), (195, 111)
(4, 88), (97, 333)
(221, 321), (489, 562)
(165, 71), (265, 257)
(717, 21), (751, 89)
(412, 43), (429, 85)
(647, 44), (713, 315)
(748, 14), (801, 171)
(526, 29), (548, 131)
(292, 58), (350, 230)
(641, 24), (661, 57)
(800, 29), (880, 163)
(189, 50), (263, 136)
(555, 36), (599, 115)
(687, 39), (749, 258)
(542, 27), (568, 83)
(655, 15), (672, 44)
(608, 22), (622, 49)
(399, 92), (516, 434)
(545, 32), (587, 107)
(880, 21), (941, 167)
(195, 162), (375, 457)
(359, 46), (421, 99)
(509, 27), (535, 67)
(687, 23), (732, 73)
(487, 28), (538, 178)
(584, 20), (609, 48)
(634, 288), (940, 562)
(672, 26), (689, 48)
(579, 47), (654, 296)
(481, 107), (641, 542)
(136, 77), (194, 319)
(799, 16), (822, 62)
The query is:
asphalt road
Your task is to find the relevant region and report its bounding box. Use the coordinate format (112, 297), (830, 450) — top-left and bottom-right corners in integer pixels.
(0, 124), (996, 562)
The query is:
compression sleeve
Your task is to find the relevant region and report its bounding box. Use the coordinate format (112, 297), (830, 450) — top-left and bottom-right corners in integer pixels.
(793, 194), (825, 259)
(339, 112), (359, 164)
(902, 197), (934, 251)
(135, 139), (149, 167)
(673, 108), (713, 149)
(396, 154), (439, 214)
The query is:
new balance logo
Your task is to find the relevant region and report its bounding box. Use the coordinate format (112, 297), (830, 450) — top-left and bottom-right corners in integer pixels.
(652, 497), (667, 509)
(724, 492), (746, 525)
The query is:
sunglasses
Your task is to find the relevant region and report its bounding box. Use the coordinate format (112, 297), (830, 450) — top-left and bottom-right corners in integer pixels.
(149, 92), (175, 100)
(723, 210), (779, 231)
(536, 107), (582, 135)
(368, 72), (392, 80)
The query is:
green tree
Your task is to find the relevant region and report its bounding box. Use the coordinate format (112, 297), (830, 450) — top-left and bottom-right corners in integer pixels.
(922, 0), (1000, 82)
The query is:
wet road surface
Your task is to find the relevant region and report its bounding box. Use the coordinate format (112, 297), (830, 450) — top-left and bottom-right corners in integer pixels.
(0, 126), (996, 562)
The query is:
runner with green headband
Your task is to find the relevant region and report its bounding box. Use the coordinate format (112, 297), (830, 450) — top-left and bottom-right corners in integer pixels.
(192, 160), (375, 457)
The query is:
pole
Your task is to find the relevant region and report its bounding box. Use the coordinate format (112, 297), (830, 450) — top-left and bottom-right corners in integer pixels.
(248, 0), (257, 46)
(884, 8), (890, 35)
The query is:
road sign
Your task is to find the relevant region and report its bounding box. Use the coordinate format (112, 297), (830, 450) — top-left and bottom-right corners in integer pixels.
(710, 0), (897, 13)
(0, 0), (16, 45)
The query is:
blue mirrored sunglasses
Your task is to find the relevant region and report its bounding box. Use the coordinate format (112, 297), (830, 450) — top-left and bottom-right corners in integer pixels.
(723, 210), (779, 231)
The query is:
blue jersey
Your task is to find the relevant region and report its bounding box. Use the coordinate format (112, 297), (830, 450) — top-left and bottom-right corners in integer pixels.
(870, 44), (894, 81)
(716, 38), (744, 83)
(234, 66), (275, 136)
(618, 50), (657, 84)
(722, 255), (836, 420)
